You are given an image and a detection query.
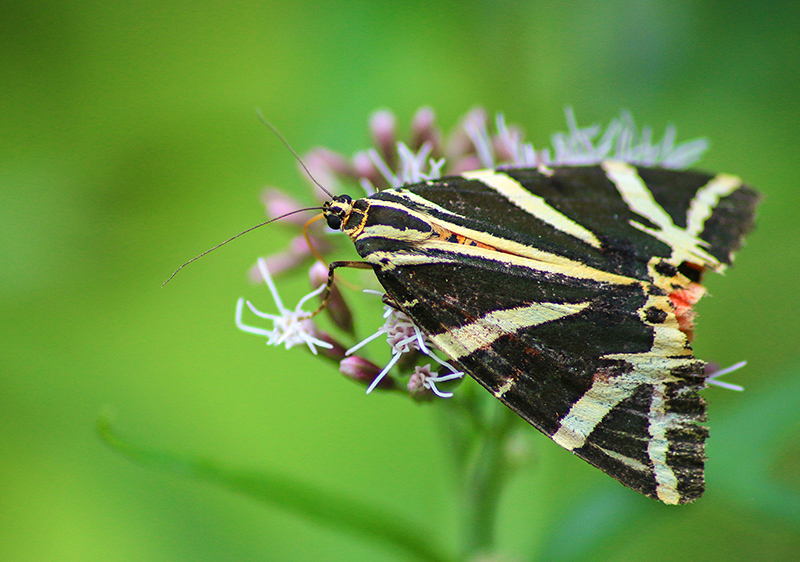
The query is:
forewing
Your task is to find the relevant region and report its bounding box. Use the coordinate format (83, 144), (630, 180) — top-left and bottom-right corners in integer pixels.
(379, 164), (759, 283)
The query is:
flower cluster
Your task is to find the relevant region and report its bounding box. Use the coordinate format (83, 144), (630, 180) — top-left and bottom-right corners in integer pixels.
(237, 107), (740, 400)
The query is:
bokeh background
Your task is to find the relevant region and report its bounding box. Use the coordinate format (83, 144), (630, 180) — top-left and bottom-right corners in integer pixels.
(2, 1), (799, 561)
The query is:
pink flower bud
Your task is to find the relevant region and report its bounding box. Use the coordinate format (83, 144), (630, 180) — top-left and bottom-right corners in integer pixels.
(315, 147), (354, 176)
(449, 155), (484, 175)
(308, 260), (329, 287)
(307, 329), (348, 362)
(340, 356), (396, 390)
(250, 252), (304, 280)
(352, 151), (386, 191)
(290, 234), (322, 255)
(370, 110), (397, 169)
(411, 107), (441, 152)
(408, 365), (435, 401)
(302, 149), (342, 202)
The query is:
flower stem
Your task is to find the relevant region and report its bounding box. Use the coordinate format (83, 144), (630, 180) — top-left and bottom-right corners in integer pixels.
(441, 386), (519, 559)
(460, 423), (507, 555)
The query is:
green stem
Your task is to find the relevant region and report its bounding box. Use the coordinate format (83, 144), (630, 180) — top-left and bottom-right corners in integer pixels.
(446, 394), (518, 559)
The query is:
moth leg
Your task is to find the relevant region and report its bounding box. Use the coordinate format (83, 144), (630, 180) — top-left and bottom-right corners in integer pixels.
(311, 260), (373, 316)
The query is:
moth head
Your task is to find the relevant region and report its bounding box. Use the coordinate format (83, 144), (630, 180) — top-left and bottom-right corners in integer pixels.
(323, 194), (354, 231)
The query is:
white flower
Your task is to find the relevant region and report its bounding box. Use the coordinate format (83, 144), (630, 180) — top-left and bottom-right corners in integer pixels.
(347, 302), (464, 395)
(236, 258), (333, 355)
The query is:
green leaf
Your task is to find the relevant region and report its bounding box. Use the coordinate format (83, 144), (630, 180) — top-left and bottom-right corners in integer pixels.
(98, 416), (454, 562)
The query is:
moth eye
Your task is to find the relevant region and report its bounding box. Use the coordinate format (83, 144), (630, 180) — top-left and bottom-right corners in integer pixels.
(326, 214), (343, 230)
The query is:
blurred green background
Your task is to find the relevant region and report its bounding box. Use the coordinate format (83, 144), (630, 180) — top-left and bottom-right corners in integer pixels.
(2, 1), (799, 561)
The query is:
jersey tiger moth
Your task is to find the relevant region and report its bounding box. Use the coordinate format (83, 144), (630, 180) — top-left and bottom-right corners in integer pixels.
(317, 161), (758, 504)
(240, 110), (759, 504)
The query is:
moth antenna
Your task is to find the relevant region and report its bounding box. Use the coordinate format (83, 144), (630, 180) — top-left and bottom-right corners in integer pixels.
(162, 207), (322, 287)
(256, 110), (335, 199)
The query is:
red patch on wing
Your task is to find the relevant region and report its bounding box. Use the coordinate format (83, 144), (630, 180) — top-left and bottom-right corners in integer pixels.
(669, 282), (706, 340)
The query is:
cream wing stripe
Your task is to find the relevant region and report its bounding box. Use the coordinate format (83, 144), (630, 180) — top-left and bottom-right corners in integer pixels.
(648, 383), (681, 505)
(461, 169), (603, 249)
(597, 447), (649, 472)
(601, 161), (675, 232)
(685, 173), (742, 237)
(551, 372), (643, 451)
(432, 301), (591, 359)
(602, 161), (720, 268)
(365, 240), (641, 287)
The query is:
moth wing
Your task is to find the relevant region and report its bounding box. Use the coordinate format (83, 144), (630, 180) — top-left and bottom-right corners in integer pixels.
(374, 249), (706, 504)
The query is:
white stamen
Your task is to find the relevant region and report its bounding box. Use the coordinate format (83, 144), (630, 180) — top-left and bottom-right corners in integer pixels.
(424, 348), (461, 374)
(364, 109), (706, 198)
(465, 119), (495, 169)
(236, 298), (275, 337)
(296, 281), (328, 310)
(427, 157), (446, 178)
(426, 371), (465, 398)
(369, 142), (445, 187)
(397, 142), (432, 184)
(411, 364), (465, 398)
(366, 350), (402, 394)
(345, 329), (386, 356)
(368, 148), (400, 187)
(257, 255), (285, 311)
(548, 108), (707, 168)
(359, 177), (376, 196)
(494, 113), (537, 167)
(706, 360), (746, 391)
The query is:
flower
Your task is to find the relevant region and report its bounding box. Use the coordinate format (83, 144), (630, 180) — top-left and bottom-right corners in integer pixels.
(236, 257), (333, 355)
(408, 364), (466, 400)
(239, 107), (710, 400)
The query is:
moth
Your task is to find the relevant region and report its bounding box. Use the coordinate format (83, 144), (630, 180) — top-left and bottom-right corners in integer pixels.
(320, 161), (758, 504)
